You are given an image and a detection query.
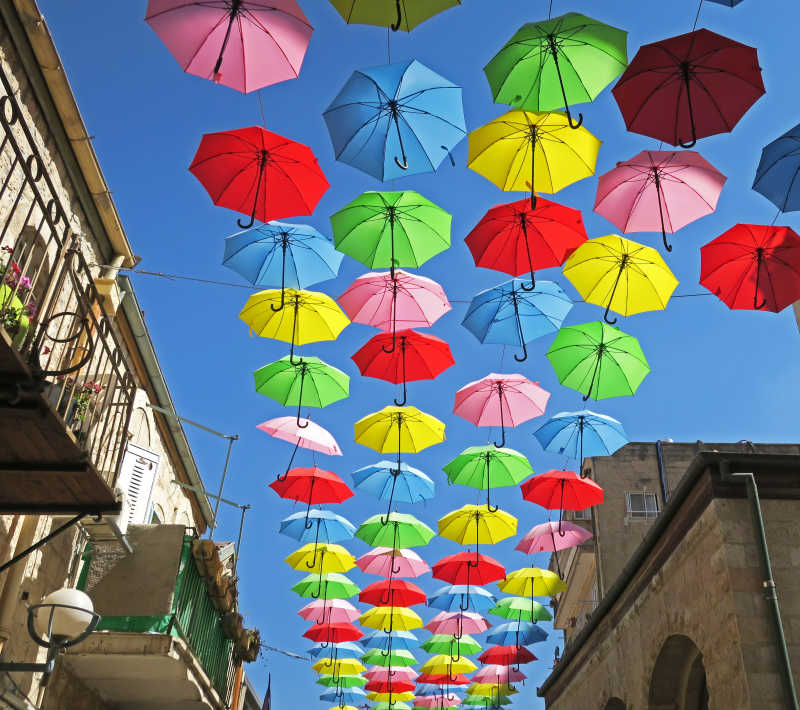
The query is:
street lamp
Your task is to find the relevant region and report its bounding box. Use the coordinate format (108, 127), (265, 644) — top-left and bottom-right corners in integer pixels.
(0, 588), (100, 684)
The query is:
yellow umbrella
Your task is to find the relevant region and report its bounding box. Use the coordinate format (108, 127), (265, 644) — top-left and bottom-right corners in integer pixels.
(312, 658), (365, 675)
(354, 406), (445, 458)
(438, 505), (517, 560)
(368, 692), (415, 703)
(563, 235), (679, 324)
(468, 110), (601, 208)
(420, 654), (478, 675)
(285, 543), (356, 574)
(330, 707), (359, 710)
(498, 567), (566, 597)
(359, 606), (424, 632)
(467, 683), (518, 696)
(239, 288), (350, 362)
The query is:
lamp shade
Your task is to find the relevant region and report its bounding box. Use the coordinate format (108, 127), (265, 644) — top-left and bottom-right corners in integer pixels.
(33, 588), (95, 640)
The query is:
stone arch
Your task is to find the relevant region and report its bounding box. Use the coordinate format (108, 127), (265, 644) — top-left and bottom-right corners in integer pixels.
(604, 699), (626, 710)
(128, 406), (151, 448)
(649, 634), (708, 710)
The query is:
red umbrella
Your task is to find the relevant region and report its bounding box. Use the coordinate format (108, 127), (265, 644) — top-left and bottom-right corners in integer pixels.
(303, 622), (363, 643)
(466, 197), (587, 290)
(189, 126), (329, 228)
(352, 329), (455, 406)
(521, 470), (604, 533)
(478, 645), (537, 666)
(612, 29), (765, 148)
(365, 679), (417, 694)
(432, 552), (506, 586)
(269, 467), (353, 528)
(359, 579), (427, 608)
(416, 673), (471, 686)
(700, 224), (800, 312)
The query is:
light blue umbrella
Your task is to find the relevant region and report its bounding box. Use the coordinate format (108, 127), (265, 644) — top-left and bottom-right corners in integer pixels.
(324, 59), (466, 181)
(428, 585), (497, 614)
(320, 687), (368, 704)
(361, 629), (419, 652)
(353, 460), (435, 523)
(279, 509), (355, 544)
(486, 620), (548, 647)
(223, 222), (343, 310)
(706, 0), (744, 5)
(462, 279), (573, 363)
(308, 641), (364, 658)
(753, 123), (800, 212)
(533, 410), (628, 464)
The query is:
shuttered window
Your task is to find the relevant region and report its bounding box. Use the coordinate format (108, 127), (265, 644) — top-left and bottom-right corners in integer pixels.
(116, 443), (160, 527)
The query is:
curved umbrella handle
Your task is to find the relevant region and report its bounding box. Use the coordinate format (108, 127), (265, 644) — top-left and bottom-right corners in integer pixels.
(513, 339), (528, 363)
(296, 364), (310, 429)
(390, 0), (402, 31)
(393, 338), (408, 405)
(393, 382), (407, 406)
(521, 272), (536, 291)
(754, 252), (767, 309)
(459, 593), (470, 612)
(603, 302), (618, 325)
(520, 215), (536, 292)
(566, 110), (584, 130)
(394, 155), (409, 170)
(441, 146), (456, 166)
(678, 72), (698, 149)
(493, 387), (506, 448)
(271, 289), (286, 312)
(305, 540), (320, 570)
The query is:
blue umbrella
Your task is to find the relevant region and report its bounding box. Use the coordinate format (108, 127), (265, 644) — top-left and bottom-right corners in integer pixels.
(361, 629), (419, 652)
(706, 0), (744, 5)
(533, 410), (628, 465)
(223, 221), (343, 310)
(324, 59), (466, 181)
(353, 460), (436, 523)
(308, 641), (364, 658)
(279, 509), (355, 545)
(320, 687), (368, 704)
(461, 279), (573, 362)
(753, 123), (800, 212)
(428, 585), (497, 613)
(486, 620), (547, 647)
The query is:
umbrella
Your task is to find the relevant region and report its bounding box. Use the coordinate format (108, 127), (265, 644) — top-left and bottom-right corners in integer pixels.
(612, 29), (765, 148)
(366, 679), (416, 694)
(453, 374), (549, 448)
(352, 329), (455, 405)
(270, 467), (353, 528)
(438, 505), (518, 563)
(223, 222), (342, 300)
(356, 511), (435, 547)
(305, 622), (364, 645)
(359, 579), (427, 607)
(364, 666), (418, 682)
(255, 356), (349, 426)
(521, 469), (604, 531)
(286, 543), (356, 574)
(466, 197), (587, 289)
(443, 446), (533, 512)
(562, 235), (678, 324)
(516, 518), (593, 576)
(421, 634), (482, 657)
(313, 658), (365, 676)
(490, 596), (552, 623)
(484, 13), (627, 128)
(485, 620), (548, 647)
(301, 599), (361, 625)
(332, 191), (451, 280)
(328, 0), (460, 31)
(317, 674), (367, 688)
(309, 641), (364, 659)
(425, 611), (491, 638)
(433, 551), (505, 586)
(356, 546), (430, 578)
(352, 460), (435, 523)
(468, 110), (601, 208)
(478, 645), (536, 666)
(319, 688), (368, 704)
(472, 666), (526, 684)
(420, 655), (477, 675)
(532, 410), (628, 464)
(376, 704), (413, 710)
(145, 0), (312, 93)
(324, 60), (465, 180)
(462, 279), (573, 362)
(546, 321), (650, 401)
(279, 509), (355, 547)
(498, 568), (566, 598)
(362, 648), (418, 667)
(369, 692), (415, 703)
(417, 674), (470, 687)
(700, 224), (800, 312)
(360, 606), (424, 633)
(707, 0), (745, 4)
(292, 572), (360, 600)
(361, 629), (419, 652)
(753, 122), (800, 212)
(428, 585), (497, 613)
(594, 150), (726, 251)
(257, 416), (343, 481)
(189, 126), (328, 228)
(240, 288), (349, 356)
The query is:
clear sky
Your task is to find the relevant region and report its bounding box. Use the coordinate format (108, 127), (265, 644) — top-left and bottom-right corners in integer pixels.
(38, 0), (800, 707)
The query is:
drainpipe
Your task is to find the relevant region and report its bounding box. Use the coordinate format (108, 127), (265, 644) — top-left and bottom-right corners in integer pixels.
(655, 440), (669, 506)
(720, 461), (799, 710)
(0, 516), (39, 654)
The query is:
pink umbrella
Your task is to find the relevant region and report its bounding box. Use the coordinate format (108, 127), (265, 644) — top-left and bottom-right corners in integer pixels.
(364, 666), (419, 683)
(145, 1), (313, 94)
(415, 697), (461, 708)
(515, 521), (593, 555)
(356, 546), (430, 579)
(472, 665), (527, 684)
(425, 611), (490, 638)
(257, 416), (342, 481)
(453, 373), (550, 448)
(298, 599), (360, 625)
(594, 150), (726, 252)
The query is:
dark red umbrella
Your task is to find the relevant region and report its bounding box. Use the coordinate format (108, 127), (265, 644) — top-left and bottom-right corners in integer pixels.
(359, 579), (427, 607)
(612, 29), (765, 148)
(269, 467), (353, 528)
(478, 645), (537, 666)
(303, 622), (363, 643)
(521, 470), (604, 533)
(465, 197), (587, 290)
(365, 679), (416, 694)
(700, 224), (800, 312)
(189, 126), (329, 228)
(432, 552), (506, 586)
(351, 329), (455, 406)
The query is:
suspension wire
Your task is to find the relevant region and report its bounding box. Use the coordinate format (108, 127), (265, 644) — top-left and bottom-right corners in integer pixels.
(548, 0), (553, 19)
(692, 0), (704, 30)
(387, 27), (391, 63)
(771, 208), (782, 226)
(257, 90), (267, 128)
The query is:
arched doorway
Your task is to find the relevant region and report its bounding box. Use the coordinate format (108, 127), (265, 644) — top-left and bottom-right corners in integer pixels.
(649, 635), (709, 710)
(604, 698), (625, 710)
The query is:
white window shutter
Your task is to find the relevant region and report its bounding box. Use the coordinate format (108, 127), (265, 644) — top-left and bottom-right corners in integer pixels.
(116, 443), (160, 527)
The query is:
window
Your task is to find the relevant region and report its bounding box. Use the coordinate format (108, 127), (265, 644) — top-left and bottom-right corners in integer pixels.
(625, 491), (659, 521)
(572, 508), (591, 521)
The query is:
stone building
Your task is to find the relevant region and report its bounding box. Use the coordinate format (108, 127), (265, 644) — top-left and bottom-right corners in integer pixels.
(539, 442), (800, 710)
(0, 0), (259, 707)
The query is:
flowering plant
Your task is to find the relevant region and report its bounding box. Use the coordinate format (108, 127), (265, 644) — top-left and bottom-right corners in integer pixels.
(0, 244), (37, 336)
(60, 377), (103, 421)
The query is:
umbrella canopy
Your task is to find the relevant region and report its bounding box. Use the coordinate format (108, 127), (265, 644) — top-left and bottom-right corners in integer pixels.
(364, 667), (419, 682)
(490, 596), (552, 623)
(286, 543), (356, 574)
(308, 641), (364, 659)
(420, 655), (478, 675)
(533, 409), (628, 463)
(753, 122), (800, 212)
(516, 520), (593, 555)
(421, 634), (482, 656)
(258, 416), (342, 456)
(438, 505), (518, 563)
(312, 657), (365, 675)
(332, 191), (452, 279)
(304, 622), (364, 643)
(425, 611), (491, 636)
(484, 13), (627, 127)
(145, 0), (312, 93)
(468, 110), (601, 208)
(594, 150), (726, 251)
(361, 629), (419, 652)
(498, 568), (566, 598)
(356, 512), (436, 548)
(269, 466), (353, 507)
(366, 679), (416, 694)
(319, 688), (368, 704)
(279, 509), (355, 544)
(462, 279), (573, 362)
(546, 321), (650, 401)
(700, 224), (800, 312)
(466, 197), (587, 286)
(376, 704), (413, 710)
(328, 0), (460, 31)
(453, 374), (550, 448)
(563, 235), (678, 324)
(521, 469), (604, 528)
(472, 666), (526, 684)
(359, 579), (427, 607)
(417, 674), (471, 687)
(478, 645), (537, 666)
(189, 126), (328, 228)
(352, 460), (436, 522)
(317, 674), (367, 688)
(612, 29), (765, 148)
(359, 606), (424, 632)
(356, 546), (430, 578)
(433, 551), (506, 586)
(428, 585), (498, 613)
(485, 620), (548, 646)
(369, 692), (415, 703)
(292, 572), (360, 600)
(324, 60), (465, 180)
(362, 648), (418, 667)
(301, 599), (361, 625)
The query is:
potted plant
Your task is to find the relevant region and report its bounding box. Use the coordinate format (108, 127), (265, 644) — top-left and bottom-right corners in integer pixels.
(0, 245), (37, 349)
(57, 377), (103, 435)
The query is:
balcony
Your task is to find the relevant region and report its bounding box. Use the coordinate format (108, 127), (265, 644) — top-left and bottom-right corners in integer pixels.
(0, 60), (135, 514)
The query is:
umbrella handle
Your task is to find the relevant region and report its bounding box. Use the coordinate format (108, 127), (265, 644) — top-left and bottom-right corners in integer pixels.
(678, 71), (698, 149)
(296, 364), (310, 429)
(582, 342), (604, 402)
(602, 301), (618, 325)
(459, 592), (469, 612)
(271, 289), (286, 312)
(383, 284), (398, 353)
(651, 170), (673, 252)
(519, 216), (536, 291)
(547, 34), (584, 131)
(278, 439), (301, 481)
(441, 146), (456, 166)
(754, 250), (767, 309)
(393, 337), (408, 406)
(493, 386), (506, 448)
(305, 540), (320, 569)
(304, 479), (317, 529)
(511, 293), (528, 362)
(391, 0), (402, 30)
(486, 455), (499, 513)
(513, 338), (528, 364)
(271, 242), (289, 311)
(566, 110), (584, 130)
(289, 298), (302, 366)
(381, 469), (400, 526)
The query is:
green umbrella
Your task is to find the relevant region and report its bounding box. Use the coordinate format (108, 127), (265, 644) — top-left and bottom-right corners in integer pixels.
(463, 697), (512, 707)
(316, 674), (367, 688)
(490, 596), (553, 623)
(254, 355), (349, 427)
(291, 572), (360, 600)
(443, 445), (534, 512)
(375, 703), (412, 710)
(328, 0), (460, 32)
(546, 321), (650, 401)
(484, 13), (628, 128)
(356, 511), (435, 549)
(361, 648), (418, 667)
(331, 191), (451, 280)
(421, 633), (482, 657)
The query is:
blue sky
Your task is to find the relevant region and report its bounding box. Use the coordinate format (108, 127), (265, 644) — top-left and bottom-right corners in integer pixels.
(40, 0), (800, 707)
